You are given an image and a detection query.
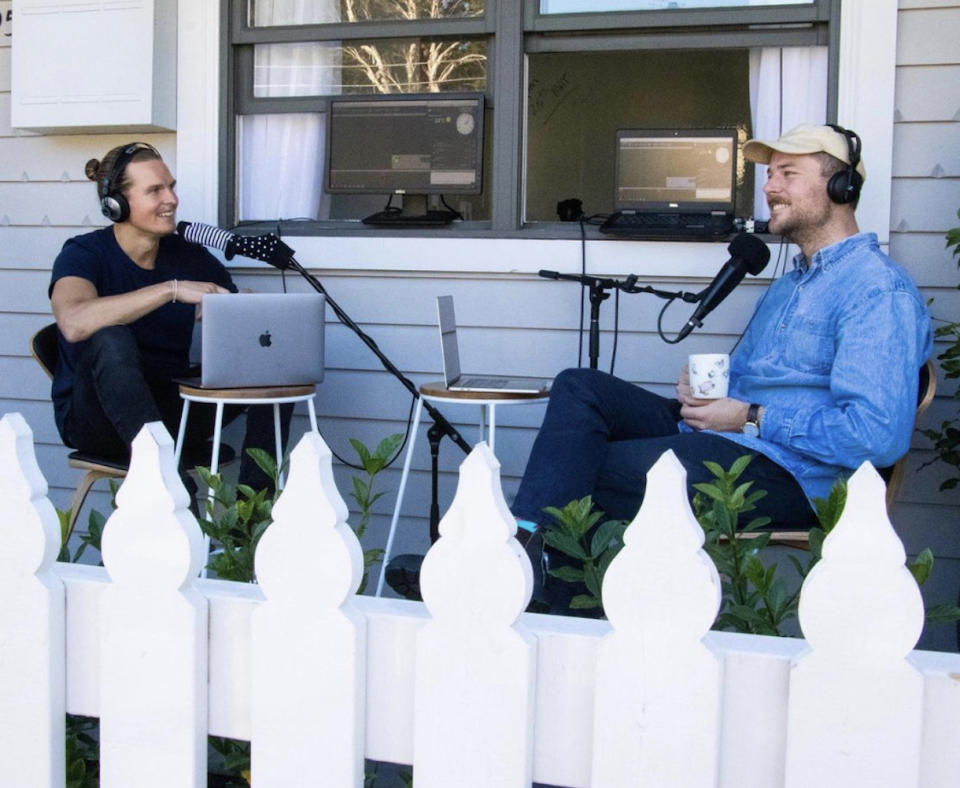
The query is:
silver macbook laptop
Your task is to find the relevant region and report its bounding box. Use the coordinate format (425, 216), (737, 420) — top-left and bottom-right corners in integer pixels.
(437, 295), (550, 394)
(199, 293), (325, 388)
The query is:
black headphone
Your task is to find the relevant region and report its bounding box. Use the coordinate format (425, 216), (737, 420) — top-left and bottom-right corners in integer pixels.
(825, 124), (863, 205)
(98, 142), (160, 222)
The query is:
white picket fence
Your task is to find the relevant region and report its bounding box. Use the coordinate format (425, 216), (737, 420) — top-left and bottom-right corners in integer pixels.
(1, 411), (960, 788)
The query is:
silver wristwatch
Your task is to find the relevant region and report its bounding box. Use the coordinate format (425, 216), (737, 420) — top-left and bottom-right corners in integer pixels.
(742, 403), (761, 438)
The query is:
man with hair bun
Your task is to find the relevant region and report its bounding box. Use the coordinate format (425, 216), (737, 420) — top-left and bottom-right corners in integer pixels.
(49, 142), (288, 494)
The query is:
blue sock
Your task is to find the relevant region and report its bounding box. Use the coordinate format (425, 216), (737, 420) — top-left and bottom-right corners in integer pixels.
(516, 518), (538, 533)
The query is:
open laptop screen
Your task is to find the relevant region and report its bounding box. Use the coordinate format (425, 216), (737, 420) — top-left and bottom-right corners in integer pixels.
(613, 128), (737, 214)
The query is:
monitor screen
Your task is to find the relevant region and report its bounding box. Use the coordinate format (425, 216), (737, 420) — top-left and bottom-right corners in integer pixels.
(613, 128), (737, 212)
(326, 94), (484, 196)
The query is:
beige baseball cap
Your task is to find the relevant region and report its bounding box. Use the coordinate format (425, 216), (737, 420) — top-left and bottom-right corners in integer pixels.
(743, 124), (866, 183)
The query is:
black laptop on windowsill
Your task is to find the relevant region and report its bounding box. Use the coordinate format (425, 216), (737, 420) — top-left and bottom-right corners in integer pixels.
(600, 128), (738, 241)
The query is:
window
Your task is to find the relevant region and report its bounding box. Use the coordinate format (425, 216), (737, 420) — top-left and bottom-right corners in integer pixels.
(224, 0), (836, 232)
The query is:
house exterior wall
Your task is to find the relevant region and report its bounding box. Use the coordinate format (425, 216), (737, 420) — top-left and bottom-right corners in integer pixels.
(1, 0), (958, 648)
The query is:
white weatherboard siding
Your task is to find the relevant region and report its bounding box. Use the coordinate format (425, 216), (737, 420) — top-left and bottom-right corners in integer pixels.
(0, 0), (958, 651)
(889, 0), (960, 653)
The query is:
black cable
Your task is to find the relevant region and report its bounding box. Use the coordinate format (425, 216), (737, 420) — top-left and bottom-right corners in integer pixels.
(322, 393), (417, 472)
(440, 195), (463, 219)
(610, 287), (620, 374)
(657, 296), (686, 345)
(383, 194), (402, 214)
(275, 218), (288, 293)
(574, 213), (611, 368)
(269, 222), (422, 472)
(578, 215), (587, 367)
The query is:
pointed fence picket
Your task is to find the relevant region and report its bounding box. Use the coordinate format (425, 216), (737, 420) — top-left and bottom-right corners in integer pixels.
(1, 410), (959, 788)
(0, 413), (65, 788)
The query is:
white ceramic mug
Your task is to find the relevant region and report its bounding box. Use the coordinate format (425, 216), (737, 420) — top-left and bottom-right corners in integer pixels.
(688, 353), (730, 399)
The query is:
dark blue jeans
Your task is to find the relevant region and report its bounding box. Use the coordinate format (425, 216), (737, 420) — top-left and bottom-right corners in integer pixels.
(61, 325), (291, 493)
(513, 367), (816, 526)
(512, 368), (816, 614)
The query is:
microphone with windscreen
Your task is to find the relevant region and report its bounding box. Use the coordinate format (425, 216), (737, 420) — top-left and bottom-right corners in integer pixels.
(177, 221), (296, 270)
(676, 233), (770, 341)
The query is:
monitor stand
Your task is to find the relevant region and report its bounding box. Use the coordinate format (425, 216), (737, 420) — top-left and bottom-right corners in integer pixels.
(362, 194), (459, 228)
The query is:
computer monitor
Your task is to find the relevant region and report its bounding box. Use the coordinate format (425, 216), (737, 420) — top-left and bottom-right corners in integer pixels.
(613, 128), (737, 214)
(326, 93), (484, 220)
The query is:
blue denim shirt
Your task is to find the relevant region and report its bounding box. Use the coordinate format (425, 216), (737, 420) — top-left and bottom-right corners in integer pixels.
(683, 232), (932, 503)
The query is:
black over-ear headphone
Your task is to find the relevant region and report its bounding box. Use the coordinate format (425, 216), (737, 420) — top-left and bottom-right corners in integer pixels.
(825, 124), (863, 205)
(98, 142), (160, 222)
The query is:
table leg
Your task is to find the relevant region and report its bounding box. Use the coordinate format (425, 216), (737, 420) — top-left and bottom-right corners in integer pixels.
(306, 396), (319, 433)
(376, 395), (424, 597)
(200, 401), (226, 579)
(174, 399), (190, 466)
(273, 402), (285, 490)
(489, 404), (497, 455)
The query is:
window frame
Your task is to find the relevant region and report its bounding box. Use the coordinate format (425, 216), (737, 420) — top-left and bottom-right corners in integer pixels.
(220, 0), (841, 236)
(199, 0), (898, 275)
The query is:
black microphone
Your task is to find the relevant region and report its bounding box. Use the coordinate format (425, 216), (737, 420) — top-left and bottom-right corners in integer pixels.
(676, 232), (770, 341)
(176, 221), (296, 270)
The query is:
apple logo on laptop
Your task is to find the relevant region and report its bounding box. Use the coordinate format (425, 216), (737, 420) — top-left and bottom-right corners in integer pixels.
(259, 330), (272, 348)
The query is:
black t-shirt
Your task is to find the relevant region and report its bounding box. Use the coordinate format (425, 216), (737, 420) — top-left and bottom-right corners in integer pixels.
(48, 227), (237, 434)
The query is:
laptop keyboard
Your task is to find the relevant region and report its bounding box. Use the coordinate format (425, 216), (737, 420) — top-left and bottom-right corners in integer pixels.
(600, 211), (734, 238)
(458, 377), (509, 388)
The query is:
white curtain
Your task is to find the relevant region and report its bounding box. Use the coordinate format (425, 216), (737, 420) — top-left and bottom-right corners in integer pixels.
(238, 0), (342, 221)
(748, 46), (828, 220)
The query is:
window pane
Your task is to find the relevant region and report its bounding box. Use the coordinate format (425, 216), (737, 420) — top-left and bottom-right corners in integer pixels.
(249, 0), (484, 26)
(525, 49), (755, 222)
(237, 109), (493, 222)
(253, 39), (487, 96)
(539, 0), (811, 12)
(238, 113), (326, 221)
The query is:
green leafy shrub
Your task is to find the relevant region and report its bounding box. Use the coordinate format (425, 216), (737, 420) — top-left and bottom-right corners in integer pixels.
(541, 455), (960, 635)
(921, 208), (960, 490)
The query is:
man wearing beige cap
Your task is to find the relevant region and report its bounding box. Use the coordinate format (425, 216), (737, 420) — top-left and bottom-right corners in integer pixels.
(511, 123), (931, 612)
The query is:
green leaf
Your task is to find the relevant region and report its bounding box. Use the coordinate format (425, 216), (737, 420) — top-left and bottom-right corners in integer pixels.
(925, 604), (960, 624)
(813, 478), (847, 533)
(907, 548), (934, 586)
(692, 482), (725, 503)
(569, 594), (602, 609)
(744, 554), (766, 586)
(350, 438), (373, 467)
(597, 544), (622, 578)
(375, 432), (405, 461)
(702, 459), (727, 479)
(786, 553), (809, 580)
(548, 565), (586, 583)
(352, 476), (370, 502)
(590, 518), (626, 558)
(542, 530), (587, 560)
(765, 578), (790, 621)
(236, 483), (259, 501)
(808, 527), (826, 561)
(727, 453), (755, 480)
(245, 447), (278, 480)
(583, 563), (602, 598)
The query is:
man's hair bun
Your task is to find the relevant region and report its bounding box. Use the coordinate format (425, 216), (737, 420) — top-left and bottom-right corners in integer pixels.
(84, 158), (101, 182)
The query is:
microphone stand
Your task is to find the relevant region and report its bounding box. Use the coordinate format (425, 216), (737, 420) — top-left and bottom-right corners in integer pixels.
(538, 269), (702, 366)
(277, 251), (472, 545)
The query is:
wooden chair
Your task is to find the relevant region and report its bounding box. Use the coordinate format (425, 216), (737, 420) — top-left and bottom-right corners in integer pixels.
(762, 358), (938, 550)
(31, 323), (240, 537)
(30, 322), (128, 535)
